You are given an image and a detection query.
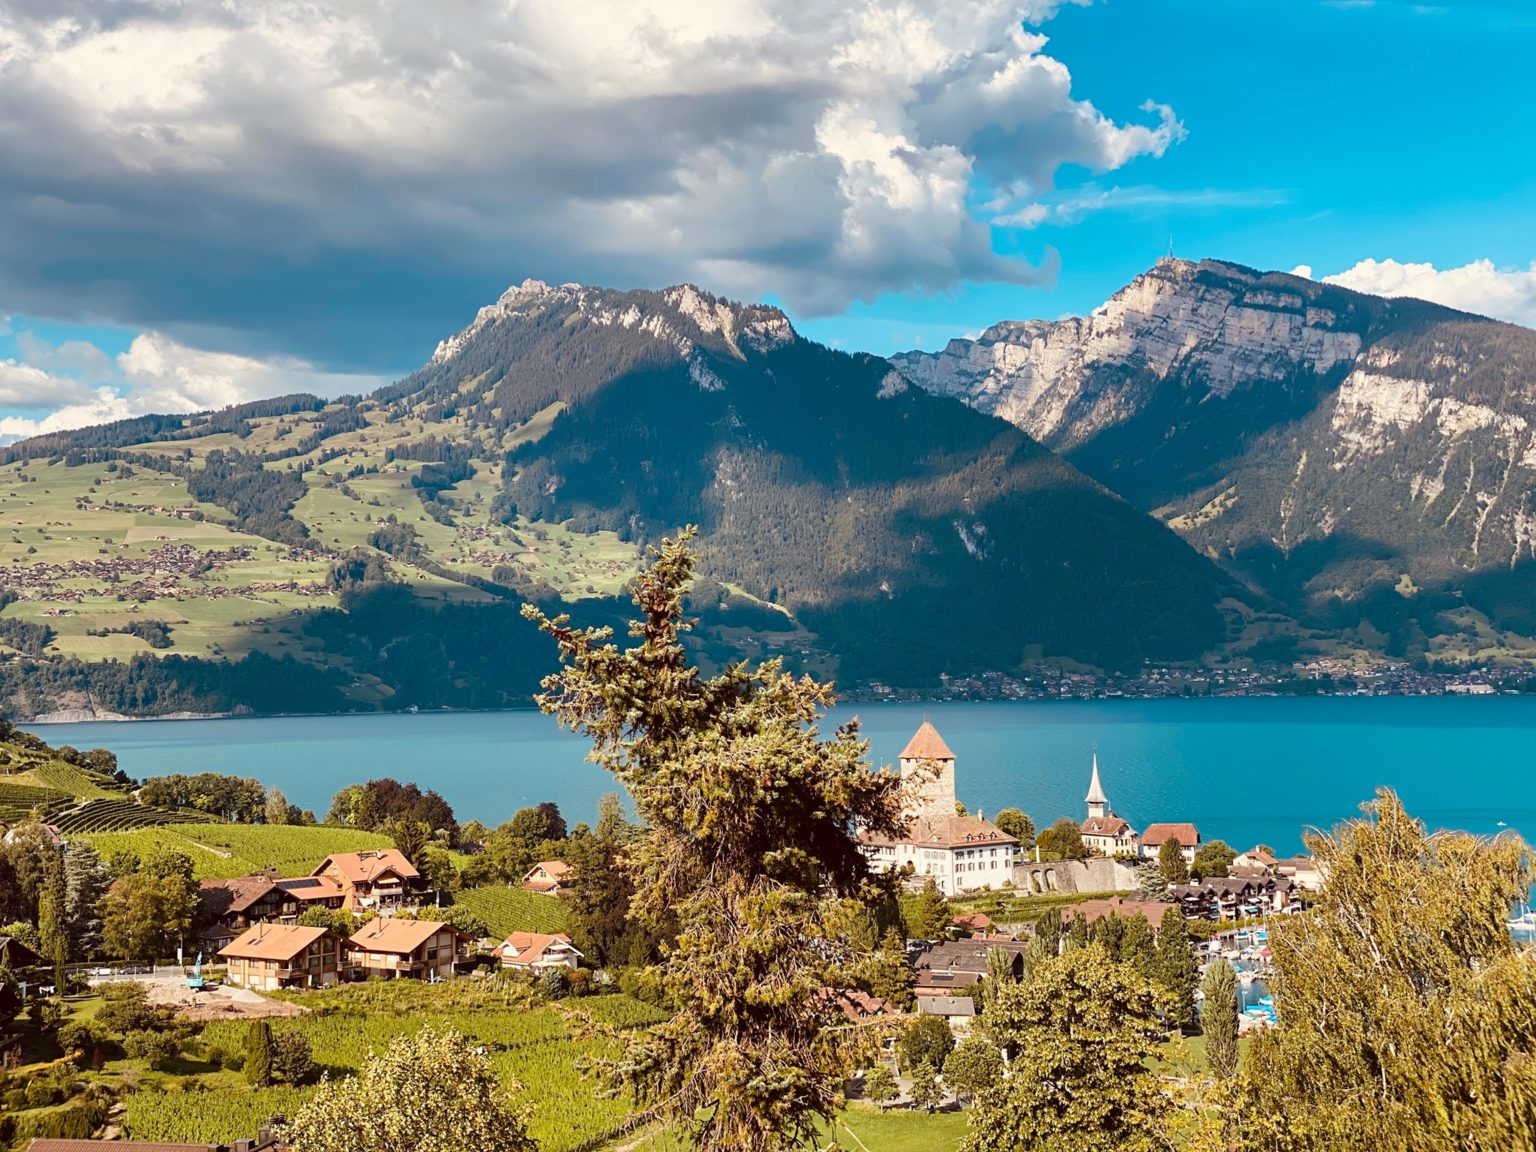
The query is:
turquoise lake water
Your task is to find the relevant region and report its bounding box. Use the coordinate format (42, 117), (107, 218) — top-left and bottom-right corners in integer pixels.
(28, 696), (1536, 853)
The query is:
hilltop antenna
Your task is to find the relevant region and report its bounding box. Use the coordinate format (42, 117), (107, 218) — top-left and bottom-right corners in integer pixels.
(1167, 235), (1175, 260)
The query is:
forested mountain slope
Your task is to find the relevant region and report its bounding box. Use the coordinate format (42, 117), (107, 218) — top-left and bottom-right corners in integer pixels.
(0, 280), (1243, 716)
(895, 259), (1536, 665)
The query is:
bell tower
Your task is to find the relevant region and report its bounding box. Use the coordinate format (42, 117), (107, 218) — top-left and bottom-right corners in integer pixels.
(900, 721), (957, 820)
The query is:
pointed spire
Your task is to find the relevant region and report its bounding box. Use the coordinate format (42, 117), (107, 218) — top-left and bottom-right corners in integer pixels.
(1085, 752), (1108, 806)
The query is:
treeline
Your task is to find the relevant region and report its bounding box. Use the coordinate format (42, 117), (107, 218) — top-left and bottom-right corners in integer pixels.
(0, 652), (351, 719)
(186, 450), (310, 546)
(137, 773), (311, 824)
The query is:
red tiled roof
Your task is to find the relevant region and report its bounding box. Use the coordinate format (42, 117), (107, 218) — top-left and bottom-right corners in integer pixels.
(276, 875), (347, 903)
(901, 721), (955, 761)
(219, 923), (332, 963)
(1060, 897), (1177, 926)
(860, 815), (1016, 850)
(348, 918), (460, 955)
(951, 913), (993, 931)
(529, 860), (572, 878)
(1082, 816), (1133, 837)
(1141, 823), (1200, 847)
(313, 849), (420, 884)
(496, 931), (580, 964)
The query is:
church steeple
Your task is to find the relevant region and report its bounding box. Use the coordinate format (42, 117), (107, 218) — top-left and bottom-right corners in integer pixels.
(1085, 752), (1109, 820)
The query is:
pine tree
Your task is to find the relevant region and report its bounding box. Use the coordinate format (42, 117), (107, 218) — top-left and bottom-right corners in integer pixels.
(522, 531), (907, 1152)
(867, 927), (914, 1009)
(1155, 906), (1198, 1032)
(1201, 958), (1239, 1079)
(906, 877), (949, 940)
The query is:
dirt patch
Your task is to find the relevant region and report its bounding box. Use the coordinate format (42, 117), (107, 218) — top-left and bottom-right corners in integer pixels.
(145, 979), (306, 1021)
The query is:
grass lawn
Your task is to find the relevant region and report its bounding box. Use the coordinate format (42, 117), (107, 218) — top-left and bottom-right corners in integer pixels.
(617, 1106), (970, 1151)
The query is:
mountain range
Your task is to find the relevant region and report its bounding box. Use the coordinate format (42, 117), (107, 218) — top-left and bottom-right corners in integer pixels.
(2, 258), (1534, 717)
(895, 258), (1536, 663)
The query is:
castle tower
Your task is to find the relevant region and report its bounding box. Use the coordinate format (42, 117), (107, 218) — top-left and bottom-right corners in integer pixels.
(900, 720), (957, 820)
(1086, 752), (1109, 820)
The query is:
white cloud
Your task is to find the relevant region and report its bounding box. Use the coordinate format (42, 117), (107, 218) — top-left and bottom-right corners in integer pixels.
(1319, 258), (1536, 327)
(0, 328), (386, 443)
(0, 0), (1184, 367)
(996, 183), (1286, 229)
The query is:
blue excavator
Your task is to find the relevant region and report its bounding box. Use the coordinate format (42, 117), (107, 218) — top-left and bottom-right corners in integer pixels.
(184, 953), (205, 992)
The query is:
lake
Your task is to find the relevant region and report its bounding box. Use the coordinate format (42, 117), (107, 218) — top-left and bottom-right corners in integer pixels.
(27, 696), (1536, 853)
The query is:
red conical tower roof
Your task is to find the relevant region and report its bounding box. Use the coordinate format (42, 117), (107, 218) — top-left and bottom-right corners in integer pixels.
(901, 721), (955, 761)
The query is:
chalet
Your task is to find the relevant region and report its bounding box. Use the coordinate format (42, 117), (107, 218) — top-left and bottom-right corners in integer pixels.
(345, 918), (467, 981)
(913, 935), (1032, 1001)
(522, 860), (573, 895)
(1170, 875), (1294, 921)
(858, 723), (1019, 896)
(0, 935), (42, 971)
(310, 849), (420, 911)
(1140, 823), (1200, 865)
(219, 924), (342, 991)
(495, 931), (583, 972)
(274, 875), (347, 914)
(198, 875), (285, 949)
(1232, 847), (1277, 872)
(1078, 754), (1141, 857)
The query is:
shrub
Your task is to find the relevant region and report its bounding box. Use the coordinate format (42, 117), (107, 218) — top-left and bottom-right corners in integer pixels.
(271, 1031), (316, 1086)
(123, 1029), (180, 1070)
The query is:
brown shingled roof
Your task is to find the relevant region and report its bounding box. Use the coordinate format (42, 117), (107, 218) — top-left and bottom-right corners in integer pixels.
(219, 923), (332, 963)
(199, 874), (280, 916)
(900, 721), (955, 761)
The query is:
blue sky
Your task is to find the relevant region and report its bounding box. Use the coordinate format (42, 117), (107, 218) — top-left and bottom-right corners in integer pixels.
(0, 0), (1533, 435)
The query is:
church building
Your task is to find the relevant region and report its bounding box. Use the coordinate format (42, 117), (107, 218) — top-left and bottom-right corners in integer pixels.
(858, 721), (1019, 897)
(1079, 753), (1141, 857)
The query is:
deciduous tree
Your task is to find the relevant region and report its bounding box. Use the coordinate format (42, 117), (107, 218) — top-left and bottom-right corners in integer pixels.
(1235, 791), (1536, 1151)
(287, 1025), (534, 1152)
(899, 1014), (955, 1072)
(1036, 817), (1086, 860)
(993, 808), (1035, 850)
(1191, 840), (1235, 880)
(1158, 837), (1189, 884)
(943, 1036), (1003, 1105)
(966, 945), (1172, 1152)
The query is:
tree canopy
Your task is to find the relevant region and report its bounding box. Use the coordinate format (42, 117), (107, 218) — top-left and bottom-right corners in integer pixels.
(1234, 790), (1536, 1151)
(524, 530), (907, 1151)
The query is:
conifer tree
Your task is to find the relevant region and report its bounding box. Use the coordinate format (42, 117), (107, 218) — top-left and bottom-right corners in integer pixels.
(38, 847), (67, 986)
(62, 843), (108, 960)
(523, 531), (907, 1152)
(246, 1019), (274, 1087)
(1155, 906), (1198, 1031)
(1201, 958), (1239, 1079)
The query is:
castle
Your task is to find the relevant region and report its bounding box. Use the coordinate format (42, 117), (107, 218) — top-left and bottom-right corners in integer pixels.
(858, 721), (1019, 897)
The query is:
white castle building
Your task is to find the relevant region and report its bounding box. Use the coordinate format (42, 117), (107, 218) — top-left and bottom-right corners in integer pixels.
(858, 721), (1019, 896)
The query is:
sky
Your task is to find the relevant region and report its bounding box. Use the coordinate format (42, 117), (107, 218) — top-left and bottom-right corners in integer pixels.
(0, 0), (1533, 438)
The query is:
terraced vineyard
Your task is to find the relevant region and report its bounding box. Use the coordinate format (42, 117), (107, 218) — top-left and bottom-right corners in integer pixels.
(453, 884), (568, 937)
(125, 985), (664, 1152)
(51, 799), (205, 833)
(79, 823), (395, 879)
(0, 780), (72, 824)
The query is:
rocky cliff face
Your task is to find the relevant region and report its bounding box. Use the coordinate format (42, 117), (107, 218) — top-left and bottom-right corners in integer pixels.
(893, 259), (1366, 453)
(896, 258), (1536, 654)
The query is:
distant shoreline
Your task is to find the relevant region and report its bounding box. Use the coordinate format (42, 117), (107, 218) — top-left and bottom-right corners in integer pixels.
(17, 688), (1525, 728)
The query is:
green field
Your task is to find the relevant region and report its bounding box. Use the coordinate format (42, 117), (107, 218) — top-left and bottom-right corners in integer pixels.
(453, 884), (568, 937)
(120, 982), (667, 1152)
(80, 823), (395, 879)
(622, 1106), (971, 1152)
